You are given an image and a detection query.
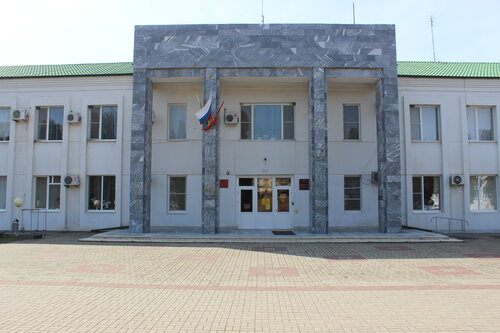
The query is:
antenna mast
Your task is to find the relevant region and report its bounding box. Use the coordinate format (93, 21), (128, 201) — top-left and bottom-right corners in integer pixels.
(430, 16), (436, 62)
(352, 2), (356, 24)
(261, 0), (265, 24)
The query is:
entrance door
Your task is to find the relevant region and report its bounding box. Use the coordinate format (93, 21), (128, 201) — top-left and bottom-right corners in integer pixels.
(237, 176), (292, 229)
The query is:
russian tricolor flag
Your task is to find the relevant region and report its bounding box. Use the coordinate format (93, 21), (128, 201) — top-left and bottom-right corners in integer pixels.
(195, 97), (212, 124)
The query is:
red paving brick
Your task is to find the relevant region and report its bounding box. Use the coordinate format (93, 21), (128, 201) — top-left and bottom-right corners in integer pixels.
(0, 232), (499, 332)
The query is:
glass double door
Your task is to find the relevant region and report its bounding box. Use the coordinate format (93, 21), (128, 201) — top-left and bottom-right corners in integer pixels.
(238, 176), (292, 229)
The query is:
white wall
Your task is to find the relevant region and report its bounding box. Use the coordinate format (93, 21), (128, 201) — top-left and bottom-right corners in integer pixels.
(0, 76), (132, 231)
(399, 77), (500, 232)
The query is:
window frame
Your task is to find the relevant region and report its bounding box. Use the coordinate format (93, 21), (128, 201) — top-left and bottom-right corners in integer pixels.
(344, 175), (361, 212)
(87, 175), (116, 212)
(0, 176), (6, 210)
(168, 103), (187, 140)
(470, 175), (497, 212)
(88, 105), (118, 141)
(467, 106), (495, 142)
(240, 103), (295, 141)
(411, 175), (441, 212)
(410, 105), (440, 142)
(168, 176), (187, 213)
(0, 107), (10, 142)
(34, 176), (61, 211)
(343, 104), (361, 141)
(36, 106), (64, 142)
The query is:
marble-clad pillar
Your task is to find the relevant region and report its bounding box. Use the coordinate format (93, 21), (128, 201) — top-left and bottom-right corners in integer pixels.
(309, 68), (329, 233)
(202, 68), (220, 234)
(376, 77), (402, 233)
(129, 69), (153, 233)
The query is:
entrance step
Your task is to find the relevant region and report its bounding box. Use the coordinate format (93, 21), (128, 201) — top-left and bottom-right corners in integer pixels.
(80, 229), (459, 243)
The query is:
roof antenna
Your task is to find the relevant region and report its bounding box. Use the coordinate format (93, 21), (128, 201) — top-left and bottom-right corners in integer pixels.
(261, 0), (265, 24)
(430, 16), (436, 62)
(352, 2), (356, 24)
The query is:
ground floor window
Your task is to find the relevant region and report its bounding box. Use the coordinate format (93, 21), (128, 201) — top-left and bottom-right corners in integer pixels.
(169, 176), (186, 211)
(35, 176), (61, 210)
(344, 176), (361, 211)
(470, 175), (496, 211)
(88, 176), (115, 210)
(0, 176), (6, 210)
(412, 176), (440, 211)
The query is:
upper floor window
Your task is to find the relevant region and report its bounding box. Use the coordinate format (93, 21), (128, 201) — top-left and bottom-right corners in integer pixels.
(35, 176), (61, 210)
(344, 176), (361, 211)
(343, 105), (360, 140)
(241, 104), (294, 140)
(90, 105), (117, 140)
(37, 106), (63, 141)
(470, 175), (496, 211)
(467, 106), (494, 141)
(412, 176), (440, 211)
(0, 176), (6, 210)
(0, 108), (10, 141)
(410, 105), (439, 141)
(88, 175), (116, 211)
(168, 104), (187, 140)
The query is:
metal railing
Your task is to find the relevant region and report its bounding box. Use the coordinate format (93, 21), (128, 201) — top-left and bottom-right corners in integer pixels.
(430, 216), (469, 234)
(20, 209), (48, 232)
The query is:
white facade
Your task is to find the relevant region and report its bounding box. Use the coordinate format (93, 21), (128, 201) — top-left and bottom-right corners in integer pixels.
(1, 73), (499, 232)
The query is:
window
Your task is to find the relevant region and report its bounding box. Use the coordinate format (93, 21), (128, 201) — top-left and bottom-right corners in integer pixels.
(0, 176), (6, 210)
(0, 108), (10, 141)
(37, 107), (63, 141)
(344, 176), (361, 211)
(88, 176), (115, 210)
(410, 105), (439, 141)
(168, 104), (187, 139)
(343, 105), (360, 140)
(470, 176), (496, 211)
(241, 104), (294, 140)
(34, 176), (61, 210)
(412, 176), (440, 211)
(169, 176), (186, 211)
(89, 105), (117, 140)
(467, 106), (494, 141)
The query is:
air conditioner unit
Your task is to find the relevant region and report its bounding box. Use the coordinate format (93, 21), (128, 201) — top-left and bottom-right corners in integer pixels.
(64, 175), (80, 187)
(12, 109), (28, 122)
(224, 112), (239, 125)
(66, 112), (81, 124)
(450, 174), (465, 186)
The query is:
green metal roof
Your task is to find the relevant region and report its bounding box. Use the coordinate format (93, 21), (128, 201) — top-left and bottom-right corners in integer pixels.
(1, 61), (500, 79)
(397, 61), (500, 78)
(0, 62), (133, 78)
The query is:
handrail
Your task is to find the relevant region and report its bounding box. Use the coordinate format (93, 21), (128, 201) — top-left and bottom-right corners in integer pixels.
(430, 216), (469, 233)
(20, 208), (48, 232)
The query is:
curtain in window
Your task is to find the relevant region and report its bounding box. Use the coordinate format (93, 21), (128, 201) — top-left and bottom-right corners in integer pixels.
(48, 107), (63, 140)
(0, 109), (9, 141)
(421, 107), (438, 141)
(88, 176), (102, 210)
(0, 176), (6, 210)
(35, 177), (47, 209)
(102, 176), (116, 210)
(101, 106), (117, 140)
(478, 108), (493, 141)
(254, 105), (281, 140)
(168, 105), (186, 139)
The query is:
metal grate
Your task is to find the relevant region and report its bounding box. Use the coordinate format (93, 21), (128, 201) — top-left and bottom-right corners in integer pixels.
(272, 230), (295, 236)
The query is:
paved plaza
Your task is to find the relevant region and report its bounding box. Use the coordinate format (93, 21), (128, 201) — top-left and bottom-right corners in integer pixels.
(0, 233), (499, 332)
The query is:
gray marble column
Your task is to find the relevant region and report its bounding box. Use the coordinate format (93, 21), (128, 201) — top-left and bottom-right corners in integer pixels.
(202, 68), (220, 234)
(129, 69), (153, 233)
(376, 77), (402, 233)
(308, 68), (329, 233)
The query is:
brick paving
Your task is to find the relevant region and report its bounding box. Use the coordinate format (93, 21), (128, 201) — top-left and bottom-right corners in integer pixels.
(0, 233), (499, 332)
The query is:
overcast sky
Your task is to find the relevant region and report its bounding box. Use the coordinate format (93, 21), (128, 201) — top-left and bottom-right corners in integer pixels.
(1, 0), (499, 65)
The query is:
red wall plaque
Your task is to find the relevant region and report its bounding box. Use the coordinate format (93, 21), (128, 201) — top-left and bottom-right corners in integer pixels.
(299, 179), (309, 190)
(219, 179), (229, 188)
